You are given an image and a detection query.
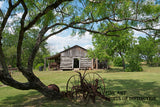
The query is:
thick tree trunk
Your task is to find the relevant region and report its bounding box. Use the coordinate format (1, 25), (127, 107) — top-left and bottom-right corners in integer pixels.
(37, 86), (61, 99)
(0, 70), (61, 99)
(119, 52), (125, 71)
(105, 60), (110, 69)
(30, 79), (61, 99)
(122, 58), (125, 71)
(0, 0), (73, 100)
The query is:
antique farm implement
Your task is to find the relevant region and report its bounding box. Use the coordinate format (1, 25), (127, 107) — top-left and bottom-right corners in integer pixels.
(66, 70), (110, 103)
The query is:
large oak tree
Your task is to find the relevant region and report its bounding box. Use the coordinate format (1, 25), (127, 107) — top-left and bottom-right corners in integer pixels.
(0, 0), (160, 99)
(89, 23), (134, 70)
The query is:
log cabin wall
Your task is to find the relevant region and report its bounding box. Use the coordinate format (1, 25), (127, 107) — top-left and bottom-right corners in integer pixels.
(80, 57), (92, 69)
(60, 46), (92, 70)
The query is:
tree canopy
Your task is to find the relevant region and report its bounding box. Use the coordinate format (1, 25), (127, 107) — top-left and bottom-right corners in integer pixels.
(88, 23), (134, 70)
(0, 0), (160, 99)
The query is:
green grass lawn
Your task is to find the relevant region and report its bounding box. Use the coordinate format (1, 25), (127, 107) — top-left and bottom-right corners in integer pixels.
(0, 67), (160, 107)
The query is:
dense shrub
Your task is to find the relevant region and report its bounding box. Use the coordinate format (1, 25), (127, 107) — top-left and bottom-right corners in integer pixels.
(150, 56), (160, 67)
(125, 60), (143, 72)
(113, 57), (123, 67)
(35, 63), (44, 70)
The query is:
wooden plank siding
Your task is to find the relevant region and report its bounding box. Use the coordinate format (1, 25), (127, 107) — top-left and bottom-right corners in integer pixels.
(60, 57), (73, 69)
(80, 57), (92, 69)
(60, 46), (92, 70)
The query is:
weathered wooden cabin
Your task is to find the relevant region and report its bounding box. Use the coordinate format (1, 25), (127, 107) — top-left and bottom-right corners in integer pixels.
(45, 45), (93, 70)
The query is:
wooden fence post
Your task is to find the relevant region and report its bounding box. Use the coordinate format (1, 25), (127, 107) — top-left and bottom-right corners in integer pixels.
(96, 58), (98, 69)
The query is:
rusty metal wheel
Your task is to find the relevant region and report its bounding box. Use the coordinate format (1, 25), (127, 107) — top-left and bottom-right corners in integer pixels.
(84, 72), (106, 98)
(66, 74), (89, 103)
(66, 74), (81, 102)
(66, 71), (106, 103)
(66, 74), (79, 92)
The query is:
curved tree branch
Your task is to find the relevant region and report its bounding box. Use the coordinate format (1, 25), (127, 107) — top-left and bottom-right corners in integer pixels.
(0, 0), (21, 35)
(0, 0), (21, 72)
(0, 70), (31, 90)
(24, 0), (73, 31)
(27, 26), (48, 70)
(0, 9), (4, 19)
(42, 26), (69, 42)
(17, 0), (28, 72)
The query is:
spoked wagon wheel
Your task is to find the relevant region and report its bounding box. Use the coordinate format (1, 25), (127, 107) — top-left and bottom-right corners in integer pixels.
(66, 74), (86, 103)
(84, 72), (106, 99)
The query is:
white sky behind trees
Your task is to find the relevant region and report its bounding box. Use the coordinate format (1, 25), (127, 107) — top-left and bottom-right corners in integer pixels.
(46, 29), (146, 54)
(0, 1), (4, 8)
(0, 1), (147, 54)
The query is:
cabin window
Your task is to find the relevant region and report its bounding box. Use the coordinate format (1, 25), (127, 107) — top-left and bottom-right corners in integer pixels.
(73, 58), (79, 68)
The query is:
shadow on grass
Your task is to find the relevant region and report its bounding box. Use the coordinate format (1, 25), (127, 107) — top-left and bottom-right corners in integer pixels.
(95, 68), (124, 73)
(0, 91), (43, 107)
(104, 79), (160, 107)
(106, 68), (124, 72)
(0, 79), (159, 107)
(0, 91), (113, 107)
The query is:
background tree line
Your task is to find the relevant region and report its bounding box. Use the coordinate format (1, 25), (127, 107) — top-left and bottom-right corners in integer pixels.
(2, 28), (50, 69)
(88, 23), (160, 72)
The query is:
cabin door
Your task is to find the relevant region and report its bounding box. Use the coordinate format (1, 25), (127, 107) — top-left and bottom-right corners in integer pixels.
(73, 58), (79, 68)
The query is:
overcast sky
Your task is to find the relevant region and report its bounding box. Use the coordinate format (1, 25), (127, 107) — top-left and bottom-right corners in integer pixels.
(0, 1), (147, 54)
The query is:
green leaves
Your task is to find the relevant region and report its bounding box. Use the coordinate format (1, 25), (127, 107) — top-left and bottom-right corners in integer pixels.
(89, 22), (135, 70)
(137, 36), (158, 65)
(0, 9), (4, 19)
(42, 11), (55, 26)
(1, 0), (160, 69)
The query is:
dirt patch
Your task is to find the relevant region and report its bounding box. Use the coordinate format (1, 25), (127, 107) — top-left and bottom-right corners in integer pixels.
(0, 85), (8, 87)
